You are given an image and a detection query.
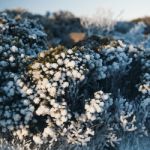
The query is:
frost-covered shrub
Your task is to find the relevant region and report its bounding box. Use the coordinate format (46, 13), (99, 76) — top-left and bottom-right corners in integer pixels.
(0, 11), (48, 105)
(114, 21), (135, 34)
(0, 11), (150, 150)
(0, 35), (149, 150)
(2, 9), (85, 48)
(4, 46), (113, 148)
(111, 21), (150, 51)
(112, 22), (147, 46)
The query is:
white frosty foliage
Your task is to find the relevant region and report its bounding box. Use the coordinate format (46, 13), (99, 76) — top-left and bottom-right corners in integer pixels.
(0, 11), (150, 150)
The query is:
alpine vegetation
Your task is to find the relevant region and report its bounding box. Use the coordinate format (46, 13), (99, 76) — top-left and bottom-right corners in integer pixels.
(0, 11), (150, 150)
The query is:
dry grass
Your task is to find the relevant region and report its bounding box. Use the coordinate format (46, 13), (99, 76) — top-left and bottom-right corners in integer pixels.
(69, 32), (86, 43)
(132, 16), (150, 26)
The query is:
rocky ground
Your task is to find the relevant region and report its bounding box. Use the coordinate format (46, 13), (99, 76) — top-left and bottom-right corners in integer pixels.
(0, 9), (150, 150)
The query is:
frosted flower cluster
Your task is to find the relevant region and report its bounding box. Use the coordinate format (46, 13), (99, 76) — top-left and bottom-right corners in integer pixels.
(24, 46), (113, 146)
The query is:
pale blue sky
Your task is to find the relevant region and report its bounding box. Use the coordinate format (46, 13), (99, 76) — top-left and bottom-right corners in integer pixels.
(0, 0), (150, 20)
